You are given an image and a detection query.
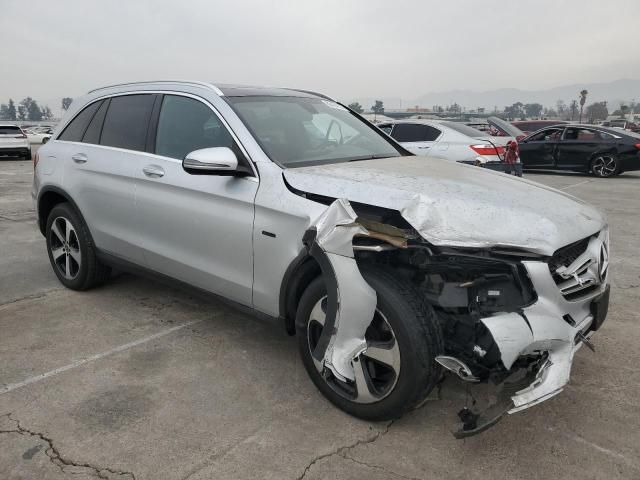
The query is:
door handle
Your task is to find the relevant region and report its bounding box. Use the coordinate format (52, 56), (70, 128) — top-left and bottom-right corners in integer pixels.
(417, 146), (431, 149)
(71, 153), (87, 164)
(143, 165), (165, 178)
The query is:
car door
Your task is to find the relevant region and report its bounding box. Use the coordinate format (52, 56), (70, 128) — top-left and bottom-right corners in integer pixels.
(518, 127), (563, 168)
(56, 94), (156, 263)
(555, 127), (613, 170)
(135, 93), (258, 306)
(390, 123), (441, 155)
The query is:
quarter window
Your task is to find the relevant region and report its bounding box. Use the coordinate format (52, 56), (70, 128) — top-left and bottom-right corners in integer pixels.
(391, 124), (441, 142)
(155, 95), (234, 160)
(563, 128), (608, 141)
(81, 99), (109, 144)
(58, 101), (103, 142)
(100, 94), (155, 151)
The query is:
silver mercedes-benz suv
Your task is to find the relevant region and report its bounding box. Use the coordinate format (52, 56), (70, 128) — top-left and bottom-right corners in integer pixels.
(33, 81), (610, 437)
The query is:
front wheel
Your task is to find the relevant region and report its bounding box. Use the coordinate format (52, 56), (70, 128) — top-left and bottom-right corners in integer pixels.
(296, 267), (443, 421)
(591, 155), (619, 177)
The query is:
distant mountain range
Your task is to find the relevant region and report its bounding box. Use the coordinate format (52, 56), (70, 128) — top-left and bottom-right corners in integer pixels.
(410, 79), (640, 111)
(348, 79), (640, 112)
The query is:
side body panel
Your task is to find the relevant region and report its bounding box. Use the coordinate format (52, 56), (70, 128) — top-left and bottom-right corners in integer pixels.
(135, 157), (258, 306)
(251, 161), (326, 316)
(51, 140), (144, 263)
(555, 134), (615, 170)
(519, 138), (559, 167)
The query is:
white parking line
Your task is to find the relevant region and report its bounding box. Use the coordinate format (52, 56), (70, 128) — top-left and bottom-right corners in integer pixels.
(0, 320), (201, 395)
(560, 179), (593, 190)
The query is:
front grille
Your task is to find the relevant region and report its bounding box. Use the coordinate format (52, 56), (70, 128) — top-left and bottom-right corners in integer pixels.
(549, 237), (590, 281)
(548, 233), (606, 300)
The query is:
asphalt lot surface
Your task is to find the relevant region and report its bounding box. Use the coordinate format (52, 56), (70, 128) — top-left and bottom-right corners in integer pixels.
(1, 150), (639, 479)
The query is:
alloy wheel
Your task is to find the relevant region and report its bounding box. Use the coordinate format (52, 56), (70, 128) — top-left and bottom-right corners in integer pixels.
(49, 216), (81, 280)
(592, 156), (617, 177)
(307, 296), (401, 404)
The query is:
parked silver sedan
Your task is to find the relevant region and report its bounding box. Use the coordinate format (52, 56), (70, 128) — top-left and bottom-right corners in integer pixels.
(377, 119), (513, 164)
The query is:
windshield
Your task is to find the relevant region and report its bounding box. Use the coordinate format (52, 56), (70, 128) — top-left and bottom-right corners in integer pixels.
(226, 96), (403, 167)
(440, 121), (487, 138)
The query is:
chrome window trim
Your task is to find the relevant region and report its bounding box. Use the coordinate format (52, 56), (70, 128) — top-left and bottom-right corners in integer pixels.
(54, 90), (258, 179)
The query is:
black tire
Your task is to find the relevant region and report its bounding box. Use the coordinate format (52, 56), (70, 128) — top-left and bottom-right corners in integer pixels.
(296, 266), (443, 421)
(590, 154), (619, 177)
(45, 202), (111, 290)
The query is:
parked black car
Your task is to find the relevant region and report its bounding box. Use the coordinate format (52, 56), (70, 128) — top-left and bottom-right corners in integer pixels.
(518, 124), (640, 177)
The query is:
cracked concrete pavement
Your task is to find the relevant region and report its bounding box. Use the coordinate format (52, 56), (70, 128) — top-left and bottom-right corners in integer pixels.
(1, 157), (639, 479)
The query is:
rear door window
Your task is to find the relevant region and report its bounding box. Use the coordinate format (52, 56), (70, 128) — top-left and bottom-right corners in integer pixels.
(563, 128), (609, 141)
(154, 95), (234, 160)
(58, 101), (103, 142)
(391, 124), (441, 142)
(100, 94), (156, 151)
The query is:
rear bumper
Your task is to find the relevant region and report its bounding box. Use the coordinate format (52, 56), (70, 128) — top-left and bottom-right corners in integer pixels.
(0, 147), (30, 158)
(619, 152), (640, 172)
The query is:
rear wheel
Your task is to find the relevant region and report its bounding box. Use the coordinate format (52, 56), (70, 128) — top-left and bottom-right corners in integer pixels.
(591, 155), (619, 177)
(46, 203), (111, 290)
(296, 267), (443, 421)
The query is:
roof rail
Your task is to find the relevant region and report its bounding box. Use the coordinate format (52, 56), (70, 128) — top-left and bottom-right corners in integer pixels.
(288, 89), (334, 101)
(88, 80), (224, 96)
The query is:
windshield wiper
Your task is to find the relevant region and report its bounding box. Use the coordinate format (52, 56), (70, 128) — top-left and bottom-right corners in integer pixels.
(348, 154), (395, 162)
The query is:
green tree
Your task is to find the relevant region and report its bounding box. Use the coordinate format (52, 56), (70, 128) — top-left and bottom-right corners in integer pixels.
(347, 102), (364, 114)
(0, 104), (8, 120)
(585, 102), (608, 122)
(371, 100), (384, 114)
(20, 97), (43, 121)
(556, 100), (567, 119)
(41, 106), (53, 120)
(524, 103), (543, 118)
(569, 100), (578, 121)
(578, 89), (588, 123)
(61, 97), (73, 111)
(17, 105), (27, 121)
(504, 102), (524, 120)
(619, 104), (629, 118)
(447, 102), (461, 114)
(7, 99), (17, 120)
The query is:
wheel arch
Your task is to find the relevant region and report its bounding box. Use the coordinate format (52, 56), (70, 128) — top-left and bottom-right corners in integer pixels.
(37, 186), (85, 236)
(279, 253), (322, 336)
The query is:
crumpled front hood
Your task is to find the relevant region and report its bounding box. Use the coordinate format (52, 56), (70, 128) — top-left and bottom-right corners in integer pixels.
(284, 157), (606, 256)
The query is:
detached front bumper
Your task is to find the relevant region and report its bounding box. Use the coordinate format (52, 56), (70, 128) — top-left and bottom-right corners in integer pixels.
(481, 256), (610, 414)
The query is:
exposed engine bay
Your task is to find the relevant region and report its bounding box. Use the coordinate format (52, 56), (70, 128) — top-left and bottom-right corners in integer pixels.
(301, 197), (610, 438)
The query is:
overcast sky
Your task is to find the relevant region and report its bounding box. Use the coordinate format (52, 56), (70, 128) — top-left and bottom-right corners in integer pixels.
(2, 0), (639, 108)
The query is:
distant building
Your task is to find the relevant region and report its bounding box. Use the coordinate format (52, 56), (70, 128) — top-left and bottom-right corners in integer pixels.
(406, 105), (431, 113)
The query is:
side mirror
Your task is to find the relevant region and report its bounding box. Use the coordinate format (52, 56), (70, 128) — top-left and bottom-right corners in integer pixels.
(183, 147), (239, 175)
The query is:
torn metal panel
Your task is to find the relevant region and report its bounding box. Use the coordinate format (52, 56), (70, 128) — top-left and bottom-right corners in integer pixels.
(479, 250), (609, 414)
(283, 157), (606, 256)
(305, 198), (377, 382)
(480, 313), (533, 370)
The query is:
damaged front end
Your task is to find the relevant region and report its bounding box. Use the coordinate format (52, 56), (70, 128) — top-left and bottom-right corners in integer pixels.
(302, 197), (610, 438)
